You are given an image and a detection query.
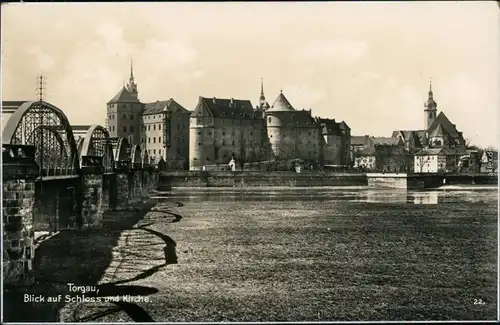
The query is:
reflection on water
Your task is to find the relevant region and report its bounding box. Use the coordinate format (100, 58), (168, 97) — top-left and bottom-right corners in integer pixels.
(413, 191), (439, 205)
(155, 185), (497, 205)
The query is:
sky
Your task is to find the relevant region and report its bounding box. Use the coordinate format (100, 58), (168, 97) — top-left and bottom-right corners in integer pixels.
(2, 1), (499, 148)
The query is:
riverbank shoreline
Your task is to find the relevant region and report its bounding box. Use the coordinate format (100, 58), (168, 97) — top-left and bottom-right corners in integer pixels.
(158, 171), (497, 190)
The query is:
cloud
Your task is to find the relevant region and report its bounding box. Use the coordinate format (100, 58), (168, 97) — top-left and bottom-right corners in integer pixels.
(41, 21), (203, 124)
(24, 46), (56, 72)
(291, 39), (369, 65)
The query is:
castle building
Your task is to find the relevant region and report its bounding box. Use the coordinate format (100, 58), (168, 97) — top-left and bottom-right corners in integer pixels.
(141, 100), (190, 169)
(316, 118), (351, 166)
(265, 90), (320, 162)
(189, 96), (268, 170)
(188, 80), (352, 170)
(105, 62), (190, 167)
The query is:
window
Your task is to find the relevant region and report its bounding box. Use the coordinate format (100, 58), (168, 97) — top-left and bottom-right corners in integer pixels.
(153, 149), (156, 154)
(159, 124), (162, 130)
(148, 137), (151, 143)
(130, 114), (133, 120)
(141, 138), (144, 143)
(268, 117), (272, 123)
(158, 137), (161, 143)
(148, 125), (151, 131)
(177, 148), (181, 154)
(148, 149), (151, 154)
(153, 124), (156, 131)
(130, 126), (134, 132)
(250, 132), (253, 136)
(159, 149), (162, 155)
(177, 124), (180, 130)
(153, 137), (156, 143)
(232, 141), (235, 145)
(198, 143), (202, 146)
(112, 126), (115, 131)
(222, 140), (226, 145)
(123, 126), (127, 132)
(223, 132), (225, 136)
(208, 132), (211, 136)
(198, 132), (201, 135)
(206, 157), (210, 161)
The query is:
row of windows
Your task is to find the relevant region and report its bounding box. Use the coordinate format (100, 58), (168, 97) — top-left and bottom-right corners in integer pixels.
(144, 114), (163, 120)
(141, 137), (163, 144)
(148, 148), (181, 155)
(143, 124), (162, 132)
(108, 125), (134, 133)
(197, 139), (265, 146)
(108, 114), (136, 120)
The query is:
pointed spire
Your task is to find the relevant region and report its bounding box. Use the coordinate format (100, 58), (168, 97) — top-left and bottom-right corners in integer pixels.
(424, 79), (437, 110)
(259, 77), (266, 107)
(130, 59), (134, 79)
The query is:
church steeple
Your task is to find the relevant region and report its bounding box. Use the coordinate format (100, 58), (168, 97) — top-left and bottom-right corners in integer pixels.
(126, 59), (138, 96)
(259, 77), (266, 108)
(424, 79), (437, 130)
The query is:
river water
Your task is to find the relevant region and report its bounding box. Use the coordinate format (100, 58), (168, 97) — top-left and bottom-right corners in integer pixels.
(76, 186), (499, 322)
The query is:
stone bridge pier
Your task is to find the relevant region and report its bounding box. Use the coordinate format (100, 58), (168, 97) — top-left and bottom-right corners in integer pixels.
(80, 156), (104, 228)
(3, 144), (39, 285)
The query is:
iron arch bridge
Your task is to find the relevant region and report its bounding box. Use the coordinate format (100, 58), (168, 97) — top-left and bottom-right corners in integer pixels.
(79, 125), (115, 173)
(2, 101), (80, 178)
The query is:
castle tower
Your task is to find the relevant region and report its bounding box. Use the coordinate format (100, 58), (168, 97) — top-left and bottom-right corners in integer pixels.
(106, 62), (142, 144)
(424, 80), (438, 130)
(189, 96), (215, 170)
(265, 90), (297, 160)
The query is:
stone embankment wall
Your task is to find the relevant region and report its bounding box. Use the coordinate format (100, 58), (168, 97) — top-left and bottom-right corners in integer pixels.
(158, 171), (368, 189)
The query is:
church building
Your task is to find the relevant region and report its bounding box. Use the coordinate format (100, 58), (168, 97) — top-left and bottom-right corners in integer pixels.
(396, 82), (469, 173)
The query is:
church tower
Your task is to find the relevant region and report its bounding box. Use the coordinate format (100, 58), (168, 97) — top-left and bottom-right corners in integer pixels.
(258, 78), (270, 110)
(424, 81), (437, 130)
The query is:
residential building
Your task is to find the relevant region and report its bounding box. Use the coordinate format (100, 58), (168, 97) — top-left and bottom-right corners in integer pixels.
(414, 147), (467, 173)
(457, 150), (481, 173)
(353, 137), (410, 172)
(480, 150), (498, 173)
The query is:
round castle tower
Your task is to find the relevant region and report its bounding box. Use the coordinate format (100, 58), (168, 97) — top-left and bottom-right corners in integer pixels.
(265, 90), (298, 160)
(189, 96), (215, 170)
